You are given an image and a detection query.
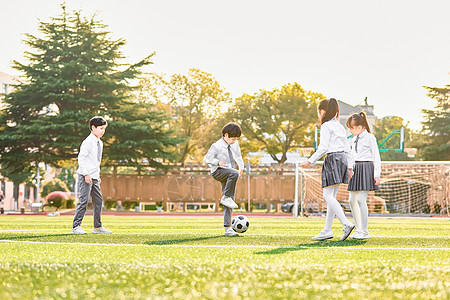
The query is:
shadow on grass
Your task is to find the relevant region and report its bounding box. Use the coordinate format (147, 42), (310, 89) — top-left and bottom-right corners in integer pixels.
(0, 233), (72, 240)
(255, 239), (368, 255)
(145, 235), (228, 246)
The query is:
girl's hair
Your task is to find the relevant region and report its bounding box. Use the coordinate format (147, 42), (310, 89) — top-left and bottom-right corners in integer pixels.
(346, 111), (371, 133)
(318, 98), (339, 124)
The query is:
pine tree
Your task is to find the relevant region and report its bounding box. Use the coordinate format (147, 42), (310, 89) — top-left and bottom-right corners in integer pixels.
(420, 83), (450, 160)
(0, 6), (176, 183)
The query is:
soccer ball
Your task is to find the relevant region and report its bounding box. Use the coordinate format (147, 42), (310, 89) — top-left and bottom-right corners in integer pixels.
(231, 215), (250, 233)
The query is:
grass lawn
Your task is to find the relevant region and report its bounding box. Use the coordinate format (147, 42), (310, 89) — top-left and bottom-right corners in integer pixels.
(0, 215), (448, 299)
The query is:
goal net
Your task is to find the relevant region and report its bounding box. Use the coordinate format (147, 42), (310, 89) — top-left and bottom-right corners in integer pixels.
(296, 162), (450, 216)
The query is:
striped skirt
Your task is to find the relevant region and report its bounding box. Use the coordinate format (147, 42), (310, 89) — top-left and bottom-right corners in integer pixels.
(321, 152), (349, 188)
(348, 161), (380, 191)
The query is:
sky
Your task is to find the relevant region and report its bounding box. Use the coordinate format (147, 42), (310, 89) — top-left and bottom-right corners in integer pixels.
(1, 0), (449, 130)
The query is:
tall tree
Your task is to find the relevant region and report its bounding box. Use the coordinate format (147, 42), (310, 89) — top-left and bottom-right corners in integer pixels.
(419, 82), (450, 160)
(0, 6), (176, 183)
(137, 69), (230, 163)
(372, 116), (413, 161)
(229, 83), (323, 164)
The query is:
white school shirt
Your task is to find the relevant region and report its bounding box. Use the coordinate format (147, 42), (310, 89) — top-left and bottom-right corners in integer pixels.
(76, 133), (103, 180)
(350, 129), (381, 178)
(203, 138), (244, 174)
(308, 118), (354, 167)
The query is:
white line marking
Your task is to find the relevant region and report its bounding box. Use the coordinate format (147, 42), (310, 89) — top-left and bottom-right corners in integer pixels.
(0, 240), (448, 251)
(0, 229), (448, 239)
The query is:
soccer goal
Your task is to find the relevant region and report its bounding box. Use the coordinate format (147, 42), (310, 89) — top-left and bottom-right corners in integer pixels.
(293, 161), (450, 217)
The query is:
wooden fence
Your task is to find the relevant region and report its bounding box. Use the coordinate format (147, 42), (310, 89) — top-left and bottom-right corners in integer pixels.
(99, 163), (450, 214)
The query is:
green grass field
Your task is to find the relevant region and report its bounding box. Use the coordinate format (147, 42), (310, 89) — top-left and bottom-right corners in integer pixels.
(0, 215), (448, 299)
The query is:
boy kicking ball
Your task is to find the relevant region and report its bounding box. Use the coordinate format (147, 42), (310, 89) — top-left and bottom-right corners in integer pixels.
(71, 117), (112, 235)
(204, 123), (244, 236)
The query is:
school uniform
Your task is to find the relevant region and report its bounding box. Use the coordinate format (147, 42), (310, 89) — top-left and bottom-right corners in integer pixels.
(348, 130), (381, 191)
(308, 118), (354, 187)
(73, 133), (104, 229)
(308, 117), (355, 241)
(203, 138), (244, 227)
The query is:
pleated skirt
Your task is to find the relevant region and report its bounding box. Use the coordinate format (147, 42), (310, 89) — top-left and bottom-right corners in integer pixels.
(348, 161), (379, 191)
(321, 152), (349, 188)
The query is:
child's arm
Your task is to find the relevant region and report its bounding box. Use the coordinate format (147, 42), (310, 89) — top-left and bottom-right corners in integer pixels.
(77, 139), (92, 177)
(203, 144), (220, 167)
(302, 123), (330, 167)
(345, 136), (355, 172)
(235, 142), (245, 175)
(371, 135), (381, 184)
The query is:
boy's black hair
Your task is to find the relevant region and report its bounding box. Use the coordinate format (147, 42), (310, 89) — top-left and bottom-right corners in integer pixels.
(222, 122), (242, 138)
(89, 116), (107, 130)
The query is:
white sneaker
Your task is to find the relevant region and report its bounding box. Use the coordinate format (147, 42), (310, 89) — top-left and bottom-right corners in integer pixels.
(352, 231), (371, 239)
(71, 226), (86, 235)
(220, 196), (238, 209)
(341, 223), (355, 241)
(92, 227), (112, 234)
(311, 230), (333, 241)
(224, 227), (238, 237)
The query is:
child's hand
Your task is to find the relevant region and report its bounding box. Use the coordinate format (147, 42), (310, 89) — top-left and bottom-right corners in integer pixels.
(348, 168), (354, 179)
(375, 177), (380, 185)
(300, 161), (311, 168)
(219, 161), (226, 167)
(85, 174), (92, 185)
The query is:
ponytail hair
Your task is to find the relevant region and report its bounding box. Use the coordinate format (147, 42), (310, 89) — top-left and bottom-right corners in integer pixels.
(318, 98), (340, 125)
(346, 111), (371, 133)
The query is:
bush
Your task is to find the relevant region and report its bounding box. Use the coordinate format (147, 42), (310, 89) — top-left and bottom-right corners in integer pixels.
(42, 178), (69, 198)
(122, 201), (139, 210)
(105, 201), (117, 209)
(66, 198), (75, 209)
(45, 191), (68, 210)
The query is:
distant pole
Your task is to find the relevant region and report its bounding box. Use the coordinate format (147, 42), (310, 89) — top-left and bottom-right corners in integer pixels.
(247, 156), (251, 212)
(36, 162), (41, 203)
(400, 127), (405, 152)
(294, 162), (299, 218)
(300, 169), (304, 218)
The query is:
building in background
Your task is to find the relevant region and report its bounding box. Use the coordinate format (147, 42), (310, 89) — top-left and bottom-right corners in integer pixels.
(0, 71), (38, 211)
(338, 98), (377, 131)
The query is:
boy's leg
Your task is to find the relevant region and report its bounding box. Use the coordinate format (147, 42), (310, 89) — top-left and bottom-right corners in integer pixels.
(73, 176), (92, 228)
(90, 179), (103, 228)
(224, 206), (233, 227)
(212, 168), (239, 199)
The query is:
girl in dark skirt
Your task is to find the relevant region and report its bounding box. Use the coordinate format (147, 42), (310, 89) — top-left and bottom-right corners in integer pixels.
(301, 98), (355, 241)
(346, 112), (381, 239)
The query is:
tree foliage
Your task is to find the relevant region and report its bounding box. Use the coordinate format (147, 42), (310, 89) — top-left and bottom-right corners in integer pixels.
(137, 69), (230, 163)
(419, 82), (450, 160)
(229, 83), (323, 163)
(0, 6), (178, 182)
(373, 116), (413, 161)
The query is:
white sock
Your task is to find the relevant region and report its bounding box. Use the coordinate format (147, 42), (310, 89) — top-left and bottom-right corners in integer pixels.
(323, 185), (339, 232)
(357, 191), (369, 233)
(349, 192), (362, 231)
(323, 185), (350, 227)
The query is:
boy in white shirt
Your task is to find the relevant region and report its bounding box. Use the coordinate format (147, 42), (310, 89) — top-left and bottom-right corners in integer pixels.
(71, 117), (112, 235)
(204, 123), (244, 236)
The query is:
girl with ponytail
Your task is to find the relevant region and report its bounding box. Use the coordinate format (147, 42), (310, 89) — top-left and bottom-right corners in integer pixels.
(346, 112), (381, 239)
(301, 98), (355, 241)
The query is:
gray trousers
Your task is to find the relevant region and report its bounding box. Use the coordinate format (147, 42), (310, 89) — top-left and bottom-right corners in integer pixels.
(73, 176), (103, 228)
(212, 167), (239, 227)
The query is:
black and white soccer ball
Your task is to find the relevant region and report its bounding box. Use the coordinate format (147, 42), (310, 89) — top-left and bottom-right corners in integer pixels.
(231, 215), (250, 233)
